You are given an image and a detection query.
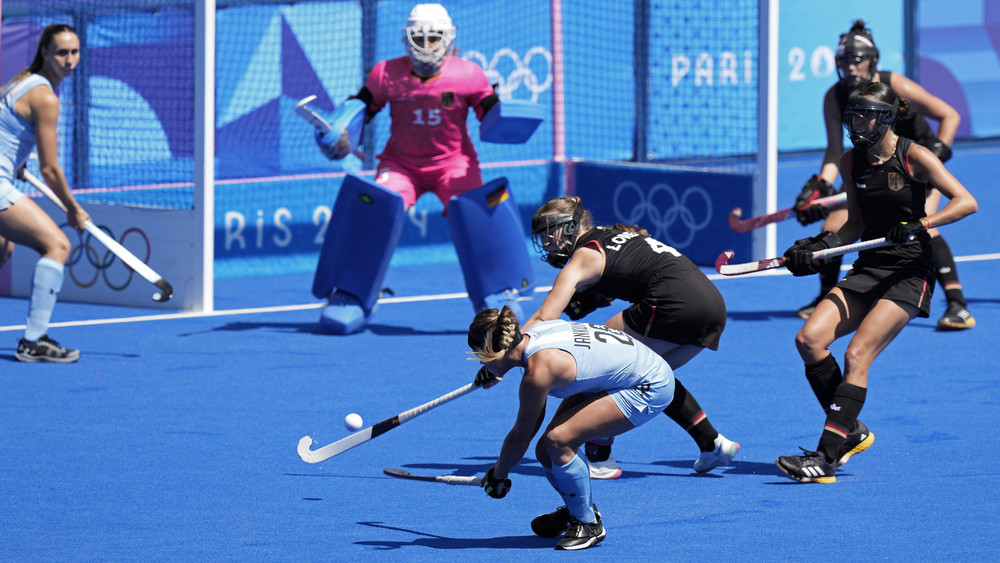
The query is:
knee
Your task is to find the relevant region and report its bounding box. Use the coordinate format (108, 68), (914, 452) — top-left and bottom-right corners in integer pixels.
(48, 233), (71, 263)
(539, 429), (571, 459)
(795, 325), (827, 358)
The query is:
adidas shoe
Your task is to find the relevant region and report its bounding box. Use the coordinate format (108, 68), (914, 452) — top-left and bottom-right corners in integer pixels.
(937, 302), (975, 331)
(15, 335), (80, 363)
(588, 454), (622, 480)
(834, 420), (874, 468)
(532, 505), (601, 539)
(796, 294), (825, 319)
(693, 433), (741, 473)
(555, 511), (605, 551)
(775, 448), (836, 483)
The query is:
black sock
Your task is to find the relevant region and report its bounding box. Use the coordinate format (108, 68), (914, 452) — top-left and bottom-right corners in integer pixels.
(819, 255), (843, 295)
(931, 236), (966, 306)
(663, 379), (718, 452)
(817, 383), (867, 464)
(805, 355), (843, 413)
(584, 438), (614, 462)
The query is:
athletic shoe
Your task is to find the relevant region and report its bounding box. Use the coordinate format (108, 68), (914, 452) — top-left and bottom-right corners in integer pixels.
(834, 420), (874, 469)
(532, 505), (601, 538)
(588, 454), (622, 480)
(555, 511), (605, 551)
(796, 294), (825, 319)
(693, 433), (741, 473)
(15, 335), (80, 363)
(937, 302), (975, 331)
(775, 448), (836, 483)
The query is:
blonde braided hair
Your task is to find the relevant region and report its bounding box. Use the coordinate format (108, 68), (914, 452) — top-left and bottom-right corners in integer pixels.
(467, 305), (522, 363)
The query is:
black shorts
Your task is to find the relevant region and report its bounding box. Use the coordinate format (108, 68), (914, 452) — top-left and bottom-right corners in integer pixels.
(838, 265), (935, 318)
(621, 275), (727, 350)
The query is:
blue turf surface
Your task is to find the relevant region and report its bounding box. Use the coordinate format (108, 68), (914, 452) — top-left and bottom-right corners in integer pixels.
(2, 255), (998, 561)
(3, 141), (999, 560)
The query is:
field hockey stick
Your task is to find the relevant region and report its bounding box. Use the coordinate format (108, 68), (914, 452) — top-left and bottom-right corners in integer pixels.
(728, 192), (847, 233)
(19, 169), (174, 302)
(294, 95), (366, 161)
(715, 236), (897, 276)
(383, 468), (481, 486)
(297, 381), (481, 464)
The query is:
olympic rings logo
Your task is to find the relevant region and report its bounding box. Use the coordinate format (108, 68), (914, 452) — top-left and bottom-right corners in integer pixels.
(612, 181), (713, 248)
(61, 224), (151, 292)
(462, 47), (553, 102)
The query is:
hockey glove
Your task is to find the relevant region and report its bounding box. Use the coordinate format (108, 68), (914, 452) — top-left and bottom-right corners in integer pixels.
(795, 175), (837, 225)
(474, 366), (500, 389)
(784, 231), (842, 276)
(481, 467), (511, 499)
(315, 129), (351, 160)
(564, 291), (614, 320)
(928, 139), (953, 163)
(885, 220), (926, 244)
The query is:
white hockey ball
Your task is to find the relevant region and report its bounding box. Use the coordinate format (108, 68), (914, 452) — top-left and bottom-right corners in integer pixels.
(344, 413), (364, 431)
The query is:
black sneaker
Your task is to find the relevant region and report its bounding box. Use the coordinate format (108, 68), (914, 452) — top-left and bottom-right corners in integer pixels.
(531, 506), (571, 538)
(796, 294), (825, 319)
(555, 511), (605, 551)
(834, 420), (874, 468)
(776, 448), (836, 483)
(937, 302), (975, 331)
(16, 335), (80, 363)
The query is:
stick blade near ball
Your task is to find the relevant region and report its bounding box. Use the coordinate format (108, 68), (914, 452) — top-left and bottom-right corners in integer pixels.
(383, 468), (481, 486)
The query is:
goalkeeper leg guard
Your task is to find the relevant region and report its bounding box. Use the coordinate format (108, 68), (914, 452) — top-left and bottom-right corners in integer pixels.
(447, 178), (534, 320)
(313, 175), (405, 334)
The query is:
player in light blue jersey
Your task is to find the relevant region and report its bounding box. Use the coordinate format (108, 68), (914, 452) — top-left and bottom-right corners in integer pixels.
(1, 24), (90, 362)
(468, 305), (675, 551)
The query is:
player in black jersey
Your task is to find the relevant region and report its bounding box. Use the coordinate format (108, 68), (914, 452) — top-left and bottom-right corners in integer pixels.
(776, 84), (977, 483)
(793, 19), (974, 330)
(525, 196), (739, 479)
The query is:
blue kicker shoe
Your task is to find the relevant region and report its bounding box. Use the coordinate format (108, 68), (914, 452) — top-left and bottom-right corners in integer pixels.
(319, 292), (369, 334)
(481, 289), (525, 321)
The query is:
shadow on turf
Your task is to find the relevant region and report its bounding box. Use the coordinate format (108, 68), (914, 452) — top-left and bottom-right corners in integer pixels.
(394, 456), (787, 480)
(356, 521), (555, 550)
(178, 320), (467, 337)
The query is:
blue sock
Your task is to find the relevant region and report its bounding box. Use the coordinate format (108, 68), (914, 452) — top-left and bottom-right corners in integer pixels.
(25, 257), (64, 342)
(550, 454), (595, 524)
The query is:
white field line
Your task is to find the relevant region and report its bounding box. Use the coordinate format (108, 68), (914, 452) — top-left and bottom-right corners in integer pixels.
(2, 253), (997, 332)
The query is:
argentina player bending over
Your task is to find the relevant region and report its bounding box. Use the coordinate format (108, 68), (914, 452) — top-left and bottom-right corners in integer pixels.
(469, 305), (676, 551)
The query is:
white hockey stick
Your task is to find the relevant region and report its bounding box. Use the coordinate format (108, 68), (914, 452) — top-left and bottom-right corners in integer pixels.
(383, 468), (481, 486)
(19, 169), (174, 302)
(715, 236), (897, 276)
(295, 95), (366, 161)
(297, 381), (481, 464)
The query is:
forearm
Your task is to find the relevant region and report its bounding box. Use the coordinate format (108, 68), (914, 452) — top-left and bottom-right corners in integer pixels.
(493, 430), (532, 479)
(39, 165), (81, 212)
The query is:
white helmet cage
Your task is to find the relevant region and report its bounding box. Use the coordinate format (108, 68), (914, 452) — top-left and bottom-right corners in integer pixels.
(403, 3), (457, 78)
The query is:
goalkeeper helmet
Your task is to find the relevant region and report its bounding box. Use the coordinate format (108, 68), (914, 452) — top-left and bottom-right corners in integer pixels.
(843, 87), (898, 150)
(403, 3), (456, 78)
(531, 207), (583, 268)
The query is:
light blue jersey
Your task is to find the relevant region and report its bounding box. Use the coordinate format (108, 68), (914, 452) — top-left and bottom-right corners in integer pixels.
(523, 320), (675, 426)
(1, 74), (51, 210)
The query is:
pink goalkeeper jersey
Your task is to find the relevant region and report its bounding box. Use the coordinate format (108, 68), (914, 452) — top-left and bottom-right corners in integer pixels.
(366, 55), (493, 167)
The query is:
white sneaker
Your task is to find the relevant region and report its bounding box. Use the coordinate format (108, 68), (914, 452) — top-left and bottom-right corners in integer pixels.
(588, 454), (622, 480)
(693, 434), (740, 473)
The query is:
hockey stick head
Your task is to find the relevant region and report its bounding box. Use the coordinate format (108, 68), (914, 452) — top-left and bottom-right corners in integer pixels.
(152, 279), (174, 302)
(727, 208), (745, 232)
(714, 250), (735, 273)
